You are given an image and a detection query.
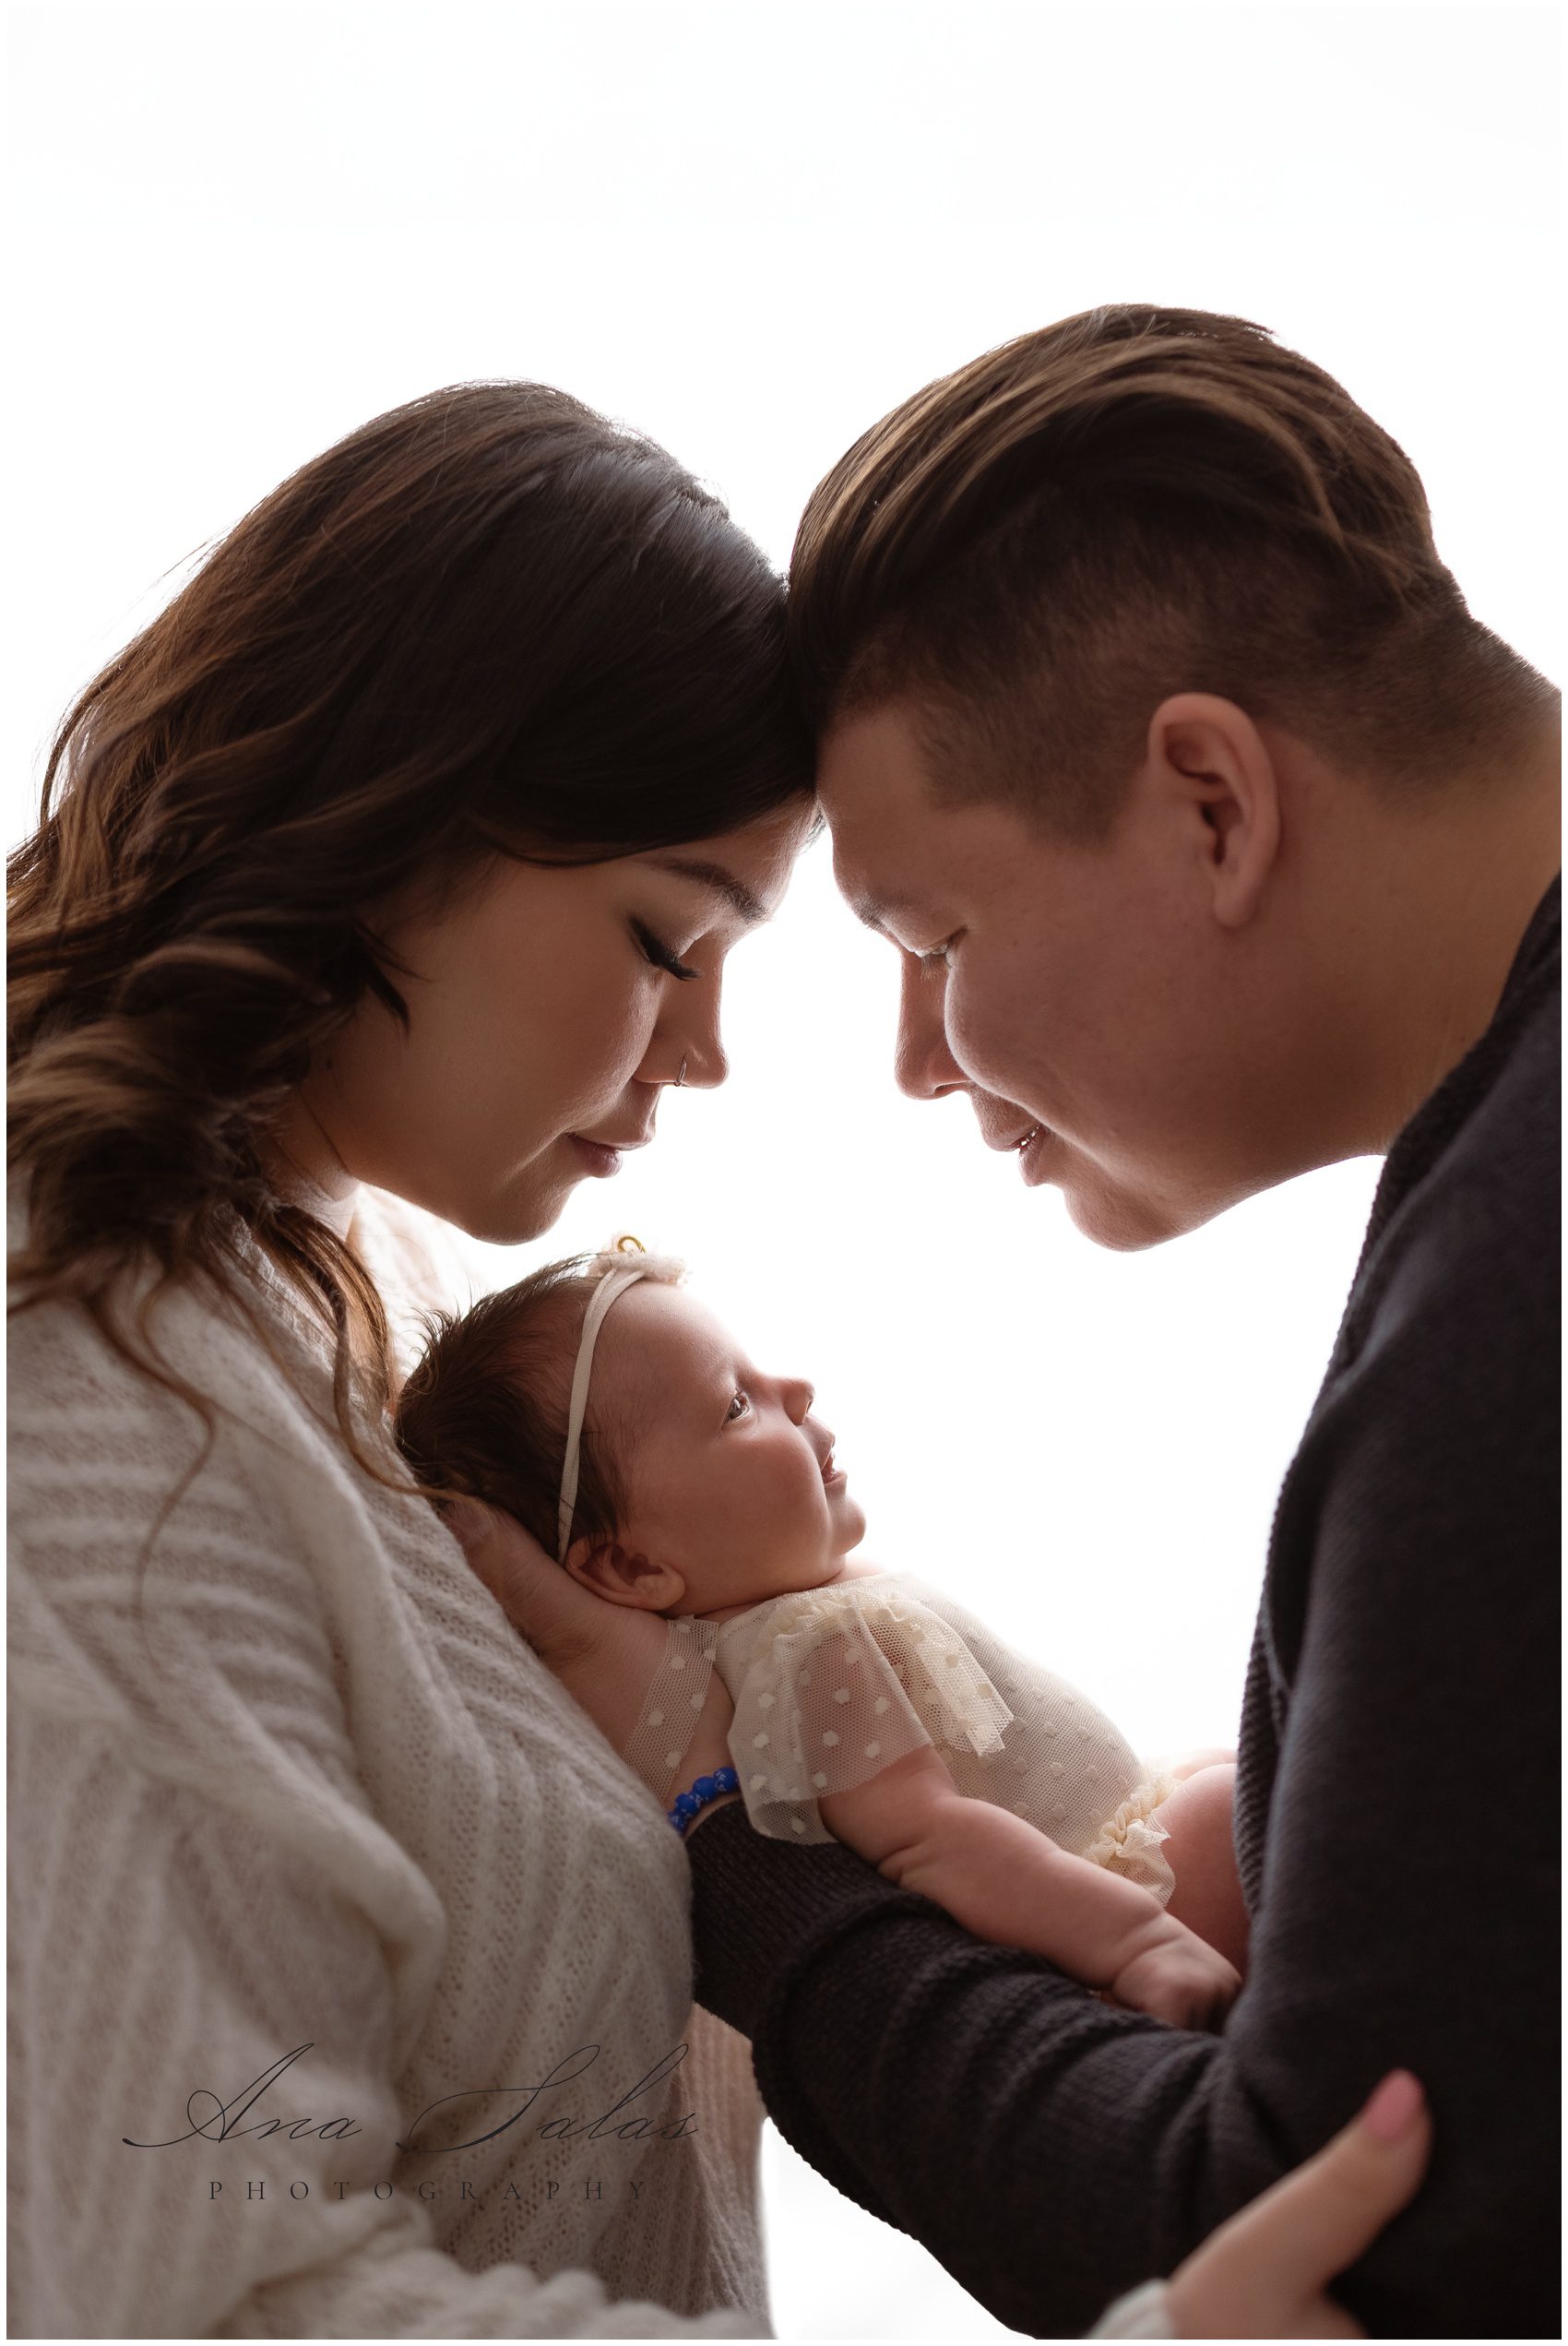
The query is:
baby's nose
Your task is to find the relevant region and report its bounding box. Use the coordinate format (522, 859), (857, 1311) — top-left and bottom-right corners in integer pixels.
(782, 1376), (814, 1422)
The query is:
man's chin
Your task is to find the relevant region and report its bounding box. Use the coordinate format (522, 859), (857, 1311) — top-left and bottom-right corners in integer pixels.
(1059, 1165), (1228, 1254)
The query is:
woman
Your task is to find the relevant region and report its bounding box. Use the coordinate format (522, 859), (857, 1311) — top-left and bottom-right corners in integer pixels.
(7, 382), (815, 2339)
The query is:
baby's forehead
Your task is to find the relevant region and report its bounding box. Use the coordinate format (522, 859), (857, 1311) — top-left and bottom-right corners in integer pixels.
(597, 1281), (735, 1394)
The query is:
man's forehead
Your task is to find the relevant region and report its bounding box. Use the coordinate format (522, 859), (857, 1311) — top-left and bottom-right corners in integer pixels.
(818, 704), (954, 927)
(817, 702), (932, 812)
(826, 810), (948, 935)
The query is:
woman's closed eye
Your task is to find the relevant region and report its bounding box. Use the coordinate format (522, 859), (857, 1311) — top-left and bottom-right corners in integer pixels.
(631, 916), (700, 983)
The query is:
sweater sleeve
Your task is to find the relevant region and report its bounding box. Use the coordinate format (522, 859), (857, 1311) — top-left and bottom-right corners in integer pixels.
(687, 1067), (1559, 2339)
(6, 1306), (753, 2340)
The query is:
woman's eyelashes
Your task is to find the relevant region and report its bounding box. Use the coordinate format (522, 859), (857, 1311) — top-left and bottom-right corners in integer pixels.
(631, 916), (700, 983)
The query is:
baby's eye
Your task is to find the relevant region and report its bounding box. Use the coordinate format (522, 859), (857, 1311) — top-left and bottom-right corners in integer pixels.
(725, 1389), (752, 1423)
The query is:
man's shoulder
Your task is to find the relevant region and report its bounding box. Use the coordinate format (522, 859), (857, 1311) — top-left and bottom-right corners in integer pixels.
(1348, 942), (1558, 1359)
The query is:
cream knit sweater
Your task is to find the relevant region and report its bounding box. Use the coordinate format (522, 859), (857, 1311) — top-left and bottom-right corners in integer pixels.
(7, 1185), (771, 2340)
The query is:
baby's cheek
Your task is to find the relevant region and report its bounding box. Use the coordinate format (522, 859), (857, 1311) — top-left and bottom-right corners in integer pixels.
(781, 1455), (832, 1535)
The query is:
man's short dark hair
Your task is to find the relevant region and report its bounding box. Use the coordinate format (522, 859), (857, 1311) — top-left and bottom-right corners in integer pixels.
(789, 304), (1555, 838)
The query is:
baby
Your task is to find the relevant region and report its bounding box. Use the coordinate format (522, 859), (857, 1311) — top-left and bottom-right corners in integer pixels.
(396, 1242), (1245, 2031)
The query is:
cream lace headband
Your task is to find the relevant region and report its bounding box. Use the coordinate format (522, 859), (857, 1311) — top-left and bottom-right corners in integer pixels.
(555, 1234), (685, 1562)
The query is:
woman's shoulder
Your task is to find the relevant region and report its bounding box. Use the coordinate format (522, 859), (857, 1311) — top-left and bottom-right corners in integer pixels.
(7, 1186), (448, 1744)
(7, 1184), (345, 1497)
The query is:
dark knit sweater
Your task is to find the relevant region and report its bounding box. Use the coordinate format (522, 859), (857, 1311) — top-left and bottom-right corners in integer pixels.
(688, 877), (1561, 2341)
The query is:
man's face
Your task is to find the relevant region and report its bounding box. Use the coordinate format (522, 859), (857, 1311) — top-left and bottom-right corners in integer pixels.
(818, 701), (1287, 1249)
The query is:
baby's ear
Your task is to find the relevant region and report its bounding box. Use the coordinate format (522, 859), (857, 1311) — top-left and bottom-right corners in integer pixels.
(564, 1538), (684, 1613)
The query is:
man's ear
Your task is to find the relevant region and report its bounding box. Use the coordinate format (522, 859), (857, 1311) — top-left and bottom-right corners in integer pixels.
(563, 1537), (685, 1612)
(1145, 692), (1282, 930)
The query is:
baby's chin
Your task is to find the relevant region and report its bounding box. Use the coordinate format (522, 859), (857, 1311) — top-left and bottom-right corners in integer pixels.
(837, 1495), (870, 1551)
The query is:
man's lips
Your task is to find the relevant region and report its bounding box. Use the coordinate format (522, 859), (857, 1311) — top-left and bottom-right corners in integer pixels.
(977, 1119), (1056, 1186)
(1016, 1125), (1053, 1186)
(976, 1112), (1048, 1152)
(979, 1120), (1051, 1156)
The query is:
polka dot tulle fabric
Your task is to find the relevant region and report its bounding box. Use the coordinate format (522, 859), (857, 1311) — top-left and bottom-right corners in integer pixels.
(707, 1573), (1177, 1896)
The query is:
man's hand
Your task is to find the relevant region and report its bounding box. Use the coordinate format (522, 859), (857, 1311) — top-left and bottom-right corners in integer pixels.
(445, 1498), (738, 1808)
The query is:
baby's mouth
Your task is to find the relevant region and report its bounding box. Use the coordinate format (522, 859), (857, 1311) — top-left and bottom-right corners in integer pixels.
(821, 1447), (846, 1487)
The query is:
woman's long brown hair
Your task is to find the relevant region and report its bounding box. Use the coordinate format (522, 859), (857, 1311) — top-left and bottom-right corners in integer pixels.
(9, 381), (812, 1522)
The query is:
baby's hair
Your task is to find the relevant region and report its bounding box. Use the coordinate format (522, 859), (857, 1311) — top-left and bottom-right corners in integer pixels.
(396, 1254), (629, 1560)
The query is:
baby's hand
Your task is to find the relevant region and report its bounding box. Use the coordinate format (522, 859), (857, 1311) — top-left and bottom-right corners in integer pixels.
(1109, 1920), (1241, 2032)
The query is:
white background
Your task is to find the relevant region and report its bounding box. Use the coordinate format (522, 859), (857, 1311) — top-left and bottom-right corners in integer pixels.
(6, 5), (1559, 2337)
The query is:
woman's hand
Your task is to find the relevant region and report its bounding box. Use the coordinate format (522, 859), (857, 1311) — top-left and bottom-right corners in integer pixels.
(1161, 2070), (1431, 2338)
(445, 1497), (738, 1810)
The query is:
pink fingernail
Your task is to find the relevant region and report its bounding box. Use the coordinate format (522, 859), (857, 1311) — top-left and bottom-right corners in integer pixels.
(1362, 2070), (1423, 2141)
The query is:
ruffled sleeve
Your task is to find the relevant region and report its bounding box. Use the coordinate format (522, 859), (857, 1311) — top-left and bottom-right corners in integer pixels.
(719, 1583), (1014, 1845)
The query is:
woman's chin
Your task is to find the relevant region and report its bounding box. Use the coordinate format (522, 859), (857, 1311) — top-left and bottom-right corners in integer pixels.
(445, 1162), (579, 1247)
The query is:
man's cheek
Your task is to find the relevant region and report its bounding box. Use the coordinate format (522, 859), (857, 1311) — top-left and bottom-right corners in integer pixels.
(947, 977), (1033, 1105)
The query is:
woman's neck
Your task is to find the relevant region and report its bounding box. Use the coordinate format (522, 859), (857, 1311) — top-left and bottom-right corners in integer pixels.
(267, 1090), (362, 1240)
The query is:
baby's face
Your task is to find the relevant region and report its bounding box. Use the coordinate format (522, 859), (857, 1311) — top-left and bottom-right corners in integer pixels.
(586, 1281), (867, 1616)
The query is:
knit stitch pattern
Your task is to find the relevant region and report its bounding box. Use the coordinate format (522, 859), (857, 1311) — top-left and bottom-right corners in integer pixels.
(7, 1185), (769, 2340)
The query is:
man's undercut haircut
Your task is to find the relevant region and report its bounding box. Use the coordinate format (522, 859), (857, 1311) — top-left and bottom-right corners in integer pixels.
(395, 1258), (632, 1564)
(789, 304), (1556, 840)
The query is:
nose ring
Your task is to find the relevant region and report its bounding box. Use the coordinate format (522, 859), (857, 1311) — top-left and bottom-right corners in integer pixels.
(673, 1057), (688, 1089)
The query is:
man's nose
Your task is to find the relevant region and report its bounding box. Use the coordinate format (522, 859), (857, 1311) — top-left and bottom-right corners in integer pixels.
(893, 957), (969, 1102)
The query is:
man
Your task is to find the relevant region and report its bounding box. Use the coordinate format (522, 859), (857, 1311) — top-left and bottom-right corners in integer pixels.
(464, 308), (1560, 2337)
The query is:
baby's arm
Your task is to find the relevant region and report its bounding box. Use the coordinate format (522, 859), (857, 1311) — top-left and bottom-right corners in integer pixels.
(819, 1747), (1240, 2031)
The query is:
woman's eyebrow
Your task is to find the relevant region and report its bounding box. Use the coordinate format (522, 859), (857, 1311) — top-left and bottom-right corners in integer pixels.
(646, 854), (766, 927)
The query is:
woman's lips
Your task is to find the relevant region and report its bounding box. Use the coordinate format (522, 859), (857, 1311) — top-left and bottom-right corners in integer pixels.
(567, 1135), (623, 1177)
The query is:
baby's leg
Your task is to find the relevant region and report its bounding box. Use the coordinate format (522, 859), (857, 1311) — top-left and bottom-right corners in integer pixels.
(1153, 1763), (1250, 1976)
(1164, 1745), (1237, 1782)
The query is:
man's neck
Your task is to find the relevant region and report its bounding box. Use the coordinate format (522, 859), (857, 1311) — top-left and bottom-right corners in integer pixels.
(1283, 721), (1560, 1161)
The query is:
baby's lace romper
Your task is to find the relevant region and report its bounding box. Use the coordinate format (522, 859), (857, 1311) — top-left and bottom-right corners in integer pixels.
(631, 1571), (1178, 1899)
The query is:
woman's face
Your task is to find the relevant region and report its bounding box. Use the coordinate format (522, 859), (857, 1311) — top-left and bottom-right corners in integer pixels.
(292, 803), (814, 1243)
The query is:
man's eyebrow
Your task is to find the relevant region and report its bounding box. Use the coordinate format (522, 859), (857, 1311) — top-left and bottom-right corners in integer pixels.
(647, 855), (767, 927)
(847, 890), (919, 935)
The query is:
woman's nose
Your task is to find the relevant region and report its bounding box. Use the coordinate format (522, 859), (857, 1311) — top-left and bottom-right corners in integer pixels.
(670, 971), (729, 1090)
(894, 955), (969, 1102)
(639, 971), (730, 1091)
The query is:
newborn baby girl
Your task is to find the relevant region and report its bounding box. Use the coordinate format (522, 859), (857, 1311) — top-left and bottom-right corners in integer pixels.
(397, 1241), (1245, 2030)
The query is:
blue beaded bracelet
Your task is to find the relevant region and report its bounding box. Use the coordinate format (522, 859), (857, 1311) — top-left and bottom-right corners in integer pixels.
(667, 1766), (740, 1836)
